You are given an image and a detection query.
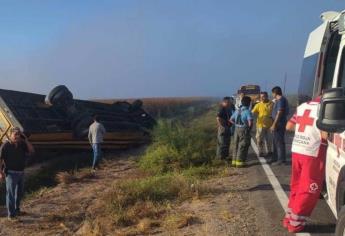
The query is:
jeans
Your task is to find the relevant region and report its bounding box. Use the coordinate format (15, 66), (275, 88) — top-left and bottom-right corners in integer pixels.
(92, 143), (102, 169)
(272, 127), (286, 162)
(5, 171), (24, 217)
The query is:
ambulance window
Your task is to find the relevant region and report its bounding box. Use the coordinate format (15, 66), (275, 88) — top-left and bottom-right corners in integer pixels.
(298, 54), (318, 103)
(322, 32), (341, 90)
(338, 47), (345, 87)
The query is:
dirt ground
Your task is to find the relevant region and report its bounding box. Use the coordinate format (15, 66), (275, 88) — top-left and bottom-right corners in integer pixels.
(159, 170), (260, 236)
(0, 150), (262, 236)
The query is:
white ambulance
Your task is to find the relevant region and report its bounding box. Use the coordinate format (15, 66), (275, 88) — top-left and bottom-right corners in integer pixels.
(300, 10), (345, 235)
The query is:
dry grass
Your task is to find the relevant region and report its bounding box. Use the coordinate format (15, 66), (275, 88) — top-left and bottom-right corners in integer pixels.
(103, 173), (209, 229)
(56, 170), (95, 185)
(76, 171), (95, 180)
(56, 171), (78, 185)
(163, 213), (201, 230)
(136, 218), (160, 233)
(80, 169), (216, 235)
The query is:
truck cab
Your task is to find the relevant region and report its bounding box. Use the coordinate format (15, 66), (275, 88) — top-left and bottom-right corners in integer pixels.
(299, 10), (345, 235)
(235, 85), (261, 109)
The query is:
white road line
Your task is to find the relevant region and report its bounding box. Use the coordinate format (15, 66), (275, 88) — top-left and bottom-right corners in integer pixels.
(250, 138), (311, 236)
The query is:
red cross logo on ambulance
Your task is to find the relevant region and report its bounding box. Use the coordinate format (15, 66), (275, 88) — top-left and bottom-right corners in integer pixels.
(309, 183), (319, 193)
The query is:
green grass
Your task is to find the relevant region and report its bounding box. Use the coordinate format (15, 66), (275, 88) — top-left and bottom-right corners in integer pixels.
(108, 173), (195, 208)
(181, 165), (221, 180)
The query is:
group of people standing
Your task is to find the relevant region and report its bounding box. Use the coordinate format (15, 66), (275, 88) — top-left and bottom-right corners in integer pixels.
(217, 86), (330, 233)
(216, 86), (289, 167)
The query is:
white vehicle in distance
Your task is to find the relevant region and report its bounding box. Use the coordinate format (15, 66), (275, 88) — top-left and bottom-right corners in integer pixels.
(300, 10), (345, 236)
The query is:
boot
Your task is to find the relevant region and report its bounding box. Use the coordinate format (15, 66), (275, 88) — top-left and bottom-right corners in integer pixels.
(282, 217), (289, 228)
(288, 224), (305, 233)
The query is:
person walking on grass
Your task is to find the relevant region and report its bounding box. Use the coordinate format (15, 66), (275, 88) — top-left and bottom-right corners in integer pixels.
(216, 97), (235, 161)
(88, 114), (106, 171)
(251, 91), (273, 157)
(270, 86), (289, 165)
(230, 96), (253, 168)
(0, 127), (34, 220)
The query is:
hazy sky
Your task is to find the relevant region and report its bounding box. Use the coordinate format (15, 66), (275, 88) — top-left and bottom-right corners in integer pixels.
(1, 1), (344, 99)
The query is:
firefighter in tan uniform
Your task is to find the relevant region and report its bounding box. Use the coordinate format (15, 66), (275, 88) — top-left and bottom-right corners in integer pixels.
(283, 97), (328, 233)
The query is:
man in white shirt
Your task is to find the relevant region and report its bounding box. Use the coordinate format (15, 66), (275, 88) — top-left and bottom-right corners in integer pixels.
(88, 115), (106, 170)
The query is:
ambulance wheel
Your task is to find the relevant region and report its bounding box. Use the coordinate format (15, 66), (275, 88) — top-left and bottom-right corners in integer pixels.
(335, 206), (345, 236)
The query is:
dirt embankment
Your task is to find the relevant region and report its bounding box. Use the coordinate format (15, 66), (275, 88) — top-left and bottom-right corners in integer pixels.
(0, 150), (262, 236)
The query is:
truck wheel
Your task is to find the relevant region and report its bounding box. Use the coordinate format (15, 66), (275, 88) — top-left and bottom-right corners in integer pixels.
(47, 85), (74, 107)
(335, 206), (345, 236)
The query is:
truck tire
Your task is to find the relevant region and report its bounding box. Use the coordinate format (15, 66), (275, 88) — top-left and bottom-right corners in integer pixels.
(335, 206), (345, 236)
(47, 85), (73, 107)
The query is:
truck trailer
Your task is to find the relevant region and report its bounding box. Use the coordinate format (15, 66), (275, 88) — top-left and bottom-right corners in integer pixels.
(0, 85), (155, 150)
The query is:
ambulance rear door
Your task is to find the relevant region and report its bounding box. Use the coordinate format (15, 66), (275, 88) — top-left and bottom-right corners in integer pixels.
(326, 20), (345, 215)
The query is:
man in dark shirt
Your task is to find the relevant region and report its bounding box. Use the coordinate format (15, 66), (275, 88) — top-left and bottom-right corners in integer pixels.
(0, 127), (34, 219)
(270, 86), (289, 165)
(216, 97), (235, 161)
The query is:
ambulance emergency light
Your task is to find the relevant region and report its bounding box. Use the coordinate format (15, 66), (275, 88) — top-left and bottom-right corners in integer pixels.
(317, 88), (345, 133)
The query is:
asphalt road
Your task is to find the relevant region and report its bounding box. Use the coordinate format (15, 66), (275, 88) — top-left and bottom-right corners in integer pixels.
(247, 131), (336, 236)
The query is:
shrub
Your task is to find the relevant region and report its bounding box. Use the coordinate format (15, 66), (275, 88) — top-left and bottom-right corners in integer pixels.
(138, 144), (180, 174)
(139, 117), (216, 174)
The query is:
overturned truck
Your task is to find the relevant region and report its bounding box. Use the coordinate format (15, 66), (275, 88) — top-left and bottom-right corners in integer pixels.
(0, 85), (155, 149)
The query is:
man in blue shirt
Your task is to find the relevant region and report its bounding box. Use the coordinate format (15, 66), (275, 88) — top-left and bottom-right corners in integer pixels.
(270, 86), (289, 165)
(230, 96), (253, 167)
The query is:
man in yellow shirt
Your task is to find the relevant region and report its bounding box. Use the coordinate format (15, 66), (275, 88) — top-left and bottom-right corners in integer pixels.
(252, 92), (273, 156)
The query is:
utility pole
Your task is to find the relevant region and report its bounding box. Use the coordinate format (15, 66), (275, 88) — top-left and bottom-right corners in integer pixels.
(283, 72), (287, 94)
